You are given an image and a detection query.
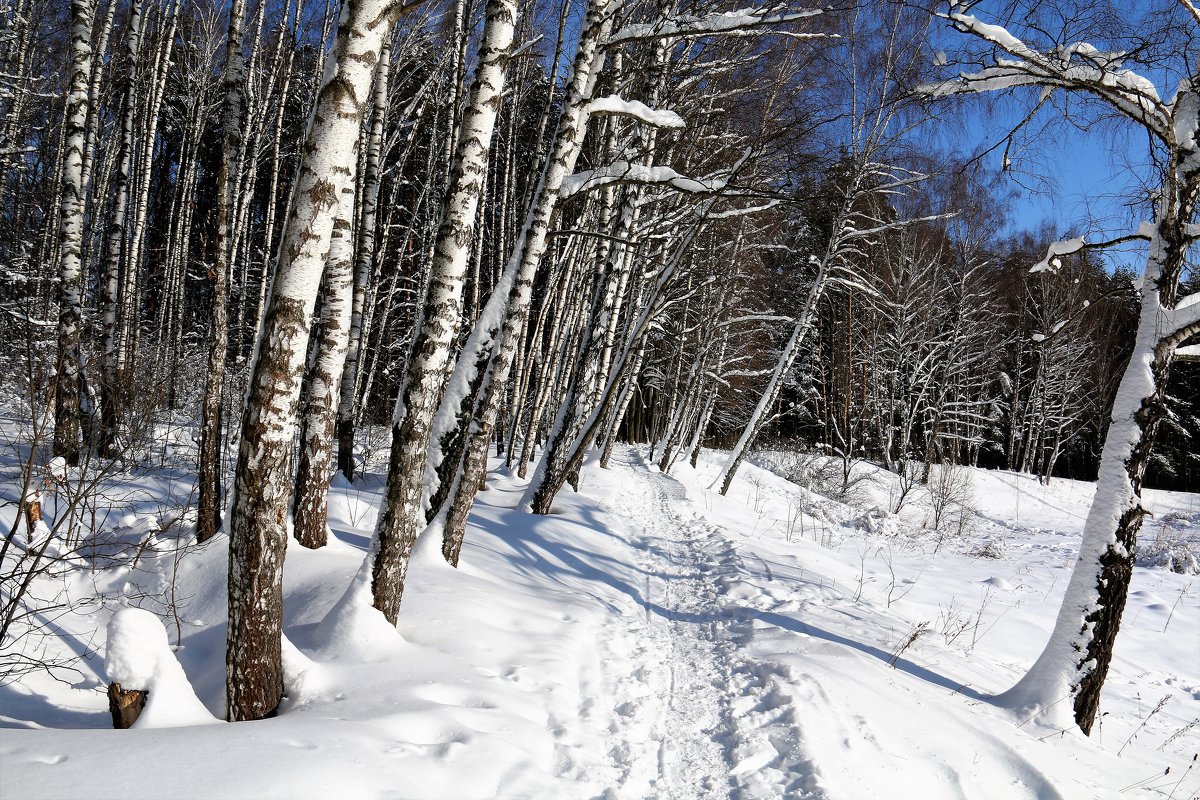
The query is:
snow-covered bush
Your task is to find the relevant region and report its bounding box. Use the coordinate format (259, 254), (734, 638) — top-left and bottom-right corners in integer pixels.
(1136, 516), (1200, 574)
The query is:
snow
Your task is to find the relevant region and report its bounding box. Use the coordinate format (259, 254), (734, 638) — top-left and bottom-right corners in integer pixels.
(588, 95), (685, 128)
(104, 608), (220, 728)
(560, 161), (727, 198)
(1029, 236), (1086, 274)
(609, 8), (822, 44)
(1, 409), (1197, 798)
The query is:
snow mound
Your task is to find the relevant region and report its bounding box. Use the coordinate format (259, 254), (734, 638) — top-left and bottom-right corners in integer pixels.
(104, 607), (220, 728)
(310, 557), (406, 661)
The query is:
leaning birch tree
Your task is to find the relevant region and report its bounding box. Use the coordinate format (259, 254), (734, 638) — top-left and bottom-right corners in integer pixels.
(368, 0), (520, 623)
(925, 1), (1200, 734)
(430, 0), (620, 566)
(711, 4), (937, 495)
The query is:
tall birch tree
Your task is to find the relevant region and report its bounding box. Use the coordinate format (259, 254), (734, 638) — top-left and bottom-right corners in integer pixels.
(197, 0), (248, 543)
(52, 0), (95, 466)
(926, 1), (1200, 734)
(225, 0), (411, 722)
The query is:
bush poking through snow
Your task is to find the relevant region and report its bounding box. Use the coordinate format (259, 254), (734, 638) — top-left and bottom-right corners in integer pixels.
(1136, 514), (1200, 574)
(927, 462), (975, 536)
(970, 538), (1006, 560)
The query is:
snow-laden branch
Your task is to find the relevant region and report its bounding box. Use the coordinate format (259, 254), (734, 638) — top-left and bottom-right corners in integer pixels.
(1180, 0), (1200, 25)
(1028, 231), (1151, 274)
(709, 200), (781, 219)
(587, 95), (685, 128)
(717, 313), (794, 327)
(920, 6), (1172, 141)
(608, 7), (823, 44)
(838, 212), (956, 242)
(560, 161), (729, 198)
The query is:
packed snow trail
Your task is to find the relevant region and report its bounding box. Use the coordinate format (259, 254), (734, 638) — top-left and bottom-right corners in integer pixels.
(598, 450), (739, 799)
(594, 450), (1086, 800)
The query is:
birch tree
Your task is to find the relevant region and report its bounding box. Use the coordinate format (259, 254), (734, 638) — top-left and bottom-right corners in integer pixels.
(197, 0), (247, 543)
(926, 1), (1200, 734)
(225, 0), (412, 722)
(52, 0), (95, 466)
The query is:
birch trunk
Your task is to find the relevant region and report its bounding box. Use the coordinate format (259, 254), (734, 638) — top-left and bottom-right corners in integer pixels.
(52, 0), (94, 466)
(522, 206), (712, 515)
(225, 0), (397, 722)
(292, 186), (357, 550)
(98, 0), (142, 457)
(197, 0), (247, 544)
(337, 43), (390, 481)
(997, 206), (1199, 734)
(711, 196), (854, 496)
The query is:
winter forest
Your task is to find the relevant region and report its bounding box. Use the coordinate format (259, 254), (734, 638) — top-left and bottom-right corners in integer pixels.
(1, 0), (1198, 795)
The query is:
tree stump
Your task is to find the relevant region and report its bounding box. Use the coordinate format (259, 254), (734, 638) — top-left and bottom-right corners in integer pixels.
(107, 682), (147, 729)
(23, 490), (42, 530)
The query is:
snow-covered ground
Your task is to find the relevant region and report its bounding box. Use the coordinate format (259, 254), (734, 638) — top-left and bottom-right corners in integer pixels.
(1, 427), (1197, 799)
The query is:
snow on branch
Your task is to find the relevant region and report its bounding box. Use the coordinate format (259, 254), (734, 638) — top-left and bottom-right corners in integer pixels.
(1028, 231), (1151, 274)
(709, 200), (781, 219)
(560, 161), (729, 198)
(920, 5), (1172, 140)
(718, 313), (794, 327)
(588, 96), (685, 128)
(1169, 290), (1200, 335)
(839, 212), (956, 242)
(609, 7), (823, 44)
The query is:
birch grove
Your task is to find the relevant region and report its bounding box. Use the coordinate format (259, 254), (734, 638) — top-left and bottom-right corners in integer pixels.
(4, 0), (1196, 739)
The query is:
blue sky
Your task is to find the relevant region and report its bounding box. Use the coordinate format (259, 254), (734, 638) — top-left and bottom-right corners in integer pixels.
(957, 93), (1155, 273)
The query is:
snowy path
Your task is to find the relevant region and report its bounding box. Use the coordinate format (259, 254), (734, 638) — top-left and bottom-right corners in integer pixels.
(600, 452), (740, 799)
(595, 452), (1084, 800)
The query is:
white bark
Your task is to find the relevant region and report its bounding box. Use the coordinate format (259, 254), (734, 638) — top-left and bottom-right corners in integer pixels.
(367, 0), (520, 623)
(52, 0), (94, 465)
(226, 0), (399, 722)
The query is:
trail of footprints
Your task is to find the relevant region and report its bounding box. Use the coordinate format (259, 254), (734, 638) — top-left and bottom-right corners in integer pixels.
(595, 455), (826, 799)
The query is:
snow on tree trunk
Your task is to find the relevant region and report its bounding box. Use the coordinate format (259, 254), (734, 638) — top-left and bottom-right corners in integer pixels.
(225, 0), (395, 722)
(436, 0), (619, 566)
(997, 222), (1193, 733)
(197, 0), (247, 544)
(367, 0), (519, 624)
(926, 6), (1199, 733)
(52, 0), (94, 467)
(292, 185), (357, 550)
